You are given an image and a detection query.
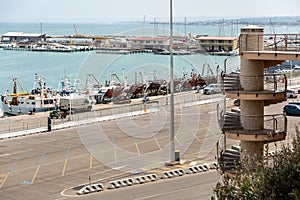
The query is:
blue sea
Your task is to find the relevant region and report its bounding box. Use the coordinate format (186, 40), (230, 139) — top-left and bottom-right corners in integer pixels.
(0, 22), (299, 94)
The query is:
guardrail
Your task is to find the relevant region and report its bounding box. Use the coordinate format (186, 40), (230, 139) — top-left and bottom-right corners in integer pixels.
(0, 101), (159, 135)
(239, 33), (300, 52)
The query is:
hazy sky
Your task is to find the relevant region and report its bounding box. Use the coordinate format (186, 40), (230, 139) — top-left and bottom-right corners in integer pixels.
(1, 0), (299, 23)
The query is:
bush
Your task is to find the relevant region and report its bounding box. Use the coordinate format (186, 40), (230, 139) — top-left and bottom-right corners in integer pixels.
(212, 127), (300, 200)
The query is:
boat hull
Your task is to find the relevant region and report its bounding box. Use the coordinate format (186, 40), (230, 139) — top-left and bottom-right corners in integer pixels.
(2, 103), (55, 115)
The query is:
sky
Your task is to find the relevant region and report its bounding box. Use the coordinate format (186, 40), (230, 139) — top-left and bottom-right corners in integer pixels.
(0, 0), (299, 23)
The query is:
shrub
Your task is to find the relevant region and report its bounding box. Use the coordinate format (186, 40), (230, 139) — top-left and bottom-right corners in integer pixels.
(212, 127), (300, 200)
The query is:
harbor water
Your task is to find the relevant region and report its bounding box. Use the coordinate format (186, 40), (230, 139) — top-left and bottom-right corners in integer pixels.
(0, 22), (299, 94)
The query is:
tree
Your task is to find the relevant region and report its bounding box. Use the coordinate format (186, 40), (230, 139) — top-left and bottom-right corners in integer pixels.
(212, 127), (300, 200)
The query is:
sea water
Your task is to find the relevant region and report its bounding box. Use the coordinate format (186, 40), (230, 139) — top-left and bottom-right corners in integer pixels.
(0, 22), (299, 94)
(0, 48), (241, 95)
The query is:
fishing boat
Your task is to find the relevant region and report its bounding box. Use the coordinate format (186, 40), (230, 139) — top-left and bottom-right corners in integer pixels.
(1, 74), (59, 115)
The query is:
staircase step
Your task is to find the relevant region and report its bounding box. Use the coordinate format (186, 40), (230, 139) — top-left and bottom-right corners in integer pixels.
(231, 145), (241, 152)
(224, 116), (240, 120)
(225, 149), (241, 156)
(220, 157), (240, 163)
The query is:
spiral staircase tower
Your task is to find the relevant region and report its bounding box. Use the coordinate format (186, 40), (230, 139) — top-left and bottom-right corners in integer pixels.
(218, 25), (300, 172)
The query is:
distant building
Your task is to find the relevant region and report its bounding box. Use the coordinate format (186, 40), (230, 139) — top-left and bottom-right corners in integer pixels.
(194, 36), (238, 52)
(1, 32), (46, 43)
(130, 37), (169, 50)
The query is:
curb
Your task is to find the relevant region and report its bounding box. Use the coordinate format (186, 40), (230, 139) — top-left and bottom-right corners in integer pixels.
(76, 183), (104, 195)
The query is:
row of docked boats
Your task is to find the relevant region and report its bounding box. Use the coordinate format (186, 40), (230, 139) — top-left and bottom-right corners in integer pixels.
(0, 71), (214, 116)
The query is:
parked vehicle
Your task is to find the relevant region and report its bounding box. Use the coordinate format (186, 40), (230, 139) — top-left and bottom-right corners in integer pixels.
(286, 89), (298, 98)
(283, 104), (300, 116)
(59, 94), (93, 114)
(203, 84), (221, 95)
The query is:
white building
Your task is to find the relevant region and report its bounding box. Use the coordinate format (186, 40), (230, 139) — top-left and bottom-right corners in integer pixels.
(130, 37), (169, 50)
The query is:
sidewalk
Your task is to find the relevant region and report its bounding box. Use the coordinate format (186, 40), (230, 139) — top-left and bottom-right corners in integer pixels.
(0, 108), (159, 140)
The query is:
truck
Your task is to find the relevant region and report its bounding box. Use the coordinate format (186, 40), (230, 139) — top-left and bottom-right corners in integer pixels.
(59, 94), (93, 114)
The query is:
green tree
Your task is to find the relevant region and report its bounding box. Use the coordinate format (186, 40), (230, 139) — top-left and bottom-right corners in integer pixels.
(212, 127), (300, 200)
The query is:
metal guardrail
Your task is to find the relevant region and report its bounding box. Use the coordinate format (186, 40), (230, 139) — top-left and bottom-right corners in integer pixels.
(0, 101), (159, 134)
(239, 34), (300, 52)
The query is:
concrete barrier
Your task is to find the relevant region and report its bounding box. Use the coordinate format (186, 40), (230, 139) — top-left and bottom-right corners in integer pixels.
(209, 162), (218, 169)
(134, 174), (158, 184)
(187, 163), (214, 174)
(187, 166), (202, 174)
(201, 164), (209, 171)
(76, 183), (104, 195)
(107, 178), (134, 189)
(161, 168), (185, 179)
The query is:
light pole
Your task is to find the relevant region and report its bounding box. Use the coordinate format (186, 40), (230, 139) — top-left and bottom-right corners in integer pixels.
(290, 60), (293, 86)
(169, 0), (175, 163)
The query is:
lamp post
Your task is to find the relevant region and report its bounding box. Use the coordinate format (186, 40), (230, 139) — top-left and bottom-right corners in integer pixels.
(169, 0), (175, 163)
(290, 60), (293, 86)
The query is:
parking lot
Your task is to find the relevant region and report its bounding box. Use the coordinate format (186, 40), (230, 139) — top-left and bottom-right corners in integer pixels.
(0, 90), (299, 199)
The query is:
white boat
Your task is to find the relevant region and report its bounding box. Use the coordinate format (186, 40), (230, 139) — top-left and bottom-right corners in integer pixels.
(1, 74), (59, 115)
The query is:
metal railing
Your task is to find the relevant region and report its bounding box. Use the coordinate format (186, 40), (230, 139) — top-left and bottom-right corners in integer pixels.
(239, 34), (300, 52)
(217, 102), (287, 135)
(221, 73), (287, 93)
(0, 101), (159, 134)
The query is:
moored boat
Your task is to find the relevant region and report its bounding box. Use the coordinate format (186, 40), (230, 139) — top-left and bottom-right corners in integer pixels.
(1, 74), (59, 115)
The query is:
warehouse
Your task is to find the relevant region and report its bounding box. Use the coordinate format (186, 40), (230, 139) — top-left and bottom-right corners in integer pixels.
(1, 32), (46, 43)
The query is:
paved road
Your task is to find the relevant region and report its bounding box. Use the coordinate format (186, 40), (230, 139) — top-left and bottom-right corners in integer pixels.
(0, 91), (298, 200)
(78, 171), (219, 200)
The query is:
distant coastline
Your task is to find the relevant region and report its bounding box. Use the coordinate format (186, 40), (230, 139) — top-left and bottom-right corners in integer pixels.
(1, 16), (300, 26)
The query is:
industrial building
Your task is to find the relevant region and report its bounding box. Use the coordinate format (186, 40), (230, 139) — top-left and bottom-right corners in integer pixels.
(1, 32), (46, 43)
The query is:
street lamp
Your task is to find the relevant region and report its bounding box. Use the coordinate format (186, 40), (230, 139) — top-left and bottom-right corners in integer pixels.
(169, 0), (175, 163)
(290, 60), (293, 86)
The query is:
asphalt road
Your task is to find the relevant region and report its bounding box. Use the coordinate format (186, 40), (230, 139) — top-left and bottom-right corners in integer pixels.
(0, 91), (298, 200)
(78, 171), (219, 200)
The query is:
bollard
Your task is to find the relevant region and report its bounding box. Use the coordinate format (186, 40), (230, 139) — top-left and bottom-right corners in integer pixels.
(47, 116), (51, 132)
(175, 150), (180, 163)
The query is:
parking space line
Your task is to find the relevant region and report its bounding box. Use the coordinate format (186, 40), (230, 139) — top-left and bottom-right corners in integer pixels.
(61, 146), (71, 176)
(89, 155), (93, 169)
(8, 157), (20, 172)
(114, 147), (118, 162)
(154, 137), (162, 150)
(61, 160), (68, 176)
(89, 143), (93, 169)
(194, 135), (201, 142)
(31, 151), (46, 184)
(31, 166), (40, 184)
(0, 173), (9, 189)
(175, 136), (182, 146)
(135, 143), (141, 156)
